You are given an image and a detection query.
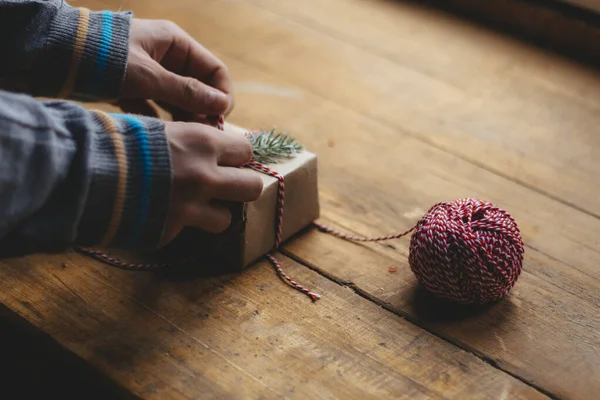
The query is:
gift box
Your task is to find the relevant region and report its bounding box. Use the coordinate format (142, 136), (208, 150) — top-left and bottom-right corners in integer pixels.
(160, 123), (320, 270)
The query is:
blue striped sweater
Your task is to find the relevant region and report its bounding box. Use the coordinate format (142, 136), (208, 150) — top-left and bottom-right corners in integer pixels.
(0, 0), (172, 255)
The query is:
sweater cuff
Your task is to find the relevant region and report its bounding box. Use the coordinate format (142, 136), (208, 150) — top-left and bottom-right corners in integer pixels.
(34, 5), (131, 101)
(76, 111), (172, 251)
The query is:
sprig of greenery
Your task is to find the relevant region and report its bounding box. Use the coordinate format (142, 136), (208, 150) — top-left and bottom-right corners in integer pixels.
(247, 128), (304, 164)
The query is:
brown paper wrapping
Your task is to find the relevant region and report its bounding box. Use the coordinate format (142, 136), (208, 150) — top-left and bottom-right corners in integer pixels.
(161, 123), (320, 270)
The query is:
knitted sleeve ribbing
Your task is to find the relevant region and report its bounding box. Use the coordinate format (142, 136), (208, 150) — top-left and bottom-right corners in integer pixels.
(0, 0), (131, 101)
(0, 89), (172, 256)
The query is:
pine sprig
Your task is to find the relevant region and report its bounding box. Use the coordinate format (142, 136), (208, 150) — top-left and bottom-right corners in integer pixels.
(247, 128), (304, 164)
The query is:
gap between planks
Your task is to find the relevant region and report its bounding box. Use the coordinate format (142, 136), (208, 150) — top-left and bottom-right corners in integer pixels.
(84, 248), (555, 399)
(1, 249), (551, 399)
(278, 243), (558, 400)
(305, 215), (596, 304)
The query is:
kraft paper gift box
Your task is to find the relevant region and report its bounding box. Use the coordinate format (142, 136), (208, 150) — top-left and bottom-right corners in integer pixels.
(159, 123), (320, 270)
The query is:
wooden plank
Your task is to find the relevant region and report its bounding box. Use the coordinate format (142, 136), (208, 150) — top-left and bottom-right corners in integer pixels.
(141, 0), (600, 298)
(220, 55), (600, 397)
(285, 225), (600, 400)
(81, 55), (600, 397)
(423, 0), (600, 62)
(225, 59), (600, 399)
(161, 0), (600, 218)
(0, 0), (595, 398)
(0, 303), (135, 399)
(69, 0), (598, 397)
(0, 252), (545, 399)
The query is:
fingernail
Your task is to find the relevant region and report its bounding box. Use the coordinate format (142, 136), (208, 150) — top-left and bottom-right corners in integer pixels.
(210, 90), (228, 111)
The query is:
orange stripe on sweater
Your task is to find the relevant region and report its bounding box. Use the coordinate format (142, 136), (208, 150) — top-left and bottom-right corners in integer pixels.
(92, 110), (128, 247)
(57, 8), (90, 98)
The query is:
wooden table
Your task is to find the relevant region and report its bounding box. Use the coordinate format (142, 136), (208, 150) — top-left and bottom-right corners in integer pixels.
(1, 0), (599, 398)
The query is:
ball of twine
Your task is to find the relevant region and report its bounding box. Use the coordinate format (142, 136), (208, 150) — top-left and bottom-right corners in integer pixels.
(408, 198), (524, 305)
(76, 116), (525, 305)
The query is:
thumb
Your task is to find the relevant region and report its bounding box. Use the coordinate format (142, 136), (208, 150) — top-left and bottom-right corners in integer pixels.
(153, 67), (229, 115)
(157, 219), (183, 249)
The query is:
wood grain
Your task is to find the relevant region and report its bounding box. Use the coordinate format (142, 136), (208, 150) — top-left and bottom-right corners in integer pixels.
(223, 54), (600, 399)
(0, 0), (597, 398)
(188, 0), (600, 218)
(77, 1), (600, 397)
(285, 224), (600, 400)
(0, 252), (545, 399)
(422, 0), (600, 62)
(0, 303), (135, 399)
(224, 59), (599, 398)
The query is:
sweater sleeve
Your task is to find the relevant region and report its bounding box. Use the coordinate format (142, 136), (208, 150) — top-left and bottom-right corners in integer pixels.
(0, 89), (172, 257)
(0, 0), (131, 101)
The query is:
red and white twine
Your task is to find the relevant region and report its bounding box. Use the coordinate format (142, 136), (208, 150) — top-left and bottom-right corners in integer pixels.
(317, 198), (524, 305)
(78, 116), (525, 305)
(219, 117), (321, 301)
(77, 114), (322, 301)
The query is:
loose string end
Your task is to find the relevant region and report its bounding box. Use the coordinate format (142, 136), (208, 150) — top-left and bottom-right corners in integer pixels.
(74, 246), (177, 271)
(266, 254), (321, 302)
(76, 115), (323, 303)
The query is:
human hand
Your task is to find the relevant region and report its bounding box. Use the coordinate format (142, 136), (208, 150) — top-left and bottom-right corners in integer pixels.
(119, 18), (233, 125)
(159, 122), (263, 247)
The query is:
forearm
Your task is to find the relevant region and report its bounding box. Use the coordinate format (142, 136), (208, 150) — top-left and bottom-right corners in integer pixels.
(0, 89), (172, 257)
(0, 0), (131, 100)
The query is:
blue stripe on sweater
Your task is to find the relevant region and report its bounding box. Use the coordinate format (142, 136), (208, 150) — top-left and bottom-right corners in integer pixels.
(93, 11), (113, 96)
(119, 115), (151, 247)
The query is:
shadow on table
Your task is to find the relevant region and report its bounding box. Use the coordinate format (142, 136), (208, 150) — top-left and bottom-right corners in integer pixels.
(0, 303), (137, 400)
(395, 0), (600, 68)
(381, 278), (520, 353)
(408, 284), (516, 323)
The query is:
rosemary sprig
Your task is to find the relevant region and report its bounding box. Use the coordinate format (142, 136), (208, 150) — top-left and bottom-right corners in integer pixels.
(247, 128), (304, 164)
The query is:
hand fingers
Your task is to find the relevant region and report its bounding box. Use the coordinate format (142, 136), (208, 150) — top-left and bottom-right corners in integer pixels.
(178, 122), (254, 166)
(118, 99), (159, 117)
(153, 64), (229, 115)
(210, 167), (263, 203)
(213, 129), (255, 167)
(161, 28), (234, 115)
(184, 201), (232, 234)
(157, 200), (233, 247)
(154, 100), (189, 121)
(154, 100), (211, 125)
